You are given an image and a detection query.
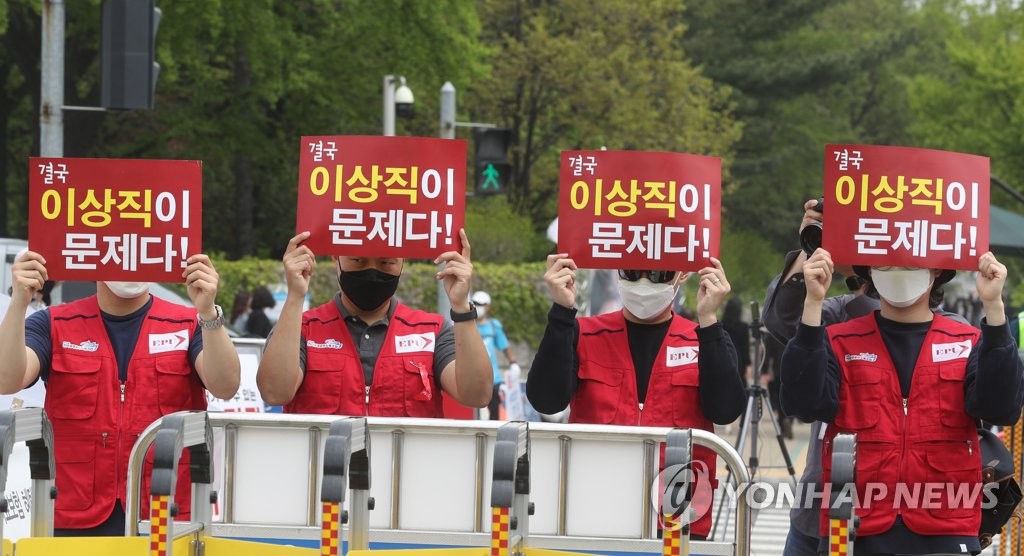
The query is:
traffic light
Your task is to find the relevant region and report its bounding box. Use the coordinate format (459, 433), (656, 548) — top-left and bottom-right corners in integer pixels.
(101, 0), (161, 110)
(474, 128), (513, 195)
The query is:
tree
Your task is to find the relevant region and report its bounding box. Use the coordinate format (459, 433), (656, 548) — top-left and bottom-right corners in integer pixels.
(467, 0), (741, 233)
(682, 0), (920, 251)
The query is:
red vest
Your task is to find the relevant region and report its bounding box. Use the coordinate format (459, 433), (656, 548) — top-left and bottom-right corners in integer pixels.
(822, 313), (981, 537)
(46, 296), (206, 529)
(572, 311), (718, 537)
(286, 301), (445, 417)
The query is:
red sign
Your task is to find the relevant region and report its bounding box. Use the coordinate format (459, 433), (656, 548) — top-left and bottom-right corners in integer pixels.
(296, 136), (467, 258)
(28, 157), (202, 282)
(822, 144), (989, 270)
(557, 150), (721, 271)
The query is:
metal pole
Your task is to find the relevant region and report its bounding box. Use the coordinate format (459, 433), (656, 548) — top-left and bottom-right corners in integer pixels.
(383, 75), (396, 136)
(40, 0), (65, 157)
(437, 82), (456, 317)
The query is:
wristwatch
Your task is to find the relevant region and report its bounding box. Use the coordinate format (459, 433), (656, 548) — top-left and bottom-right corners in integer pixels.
(197, 304), (226, 330)
(450, 303), (478, 323)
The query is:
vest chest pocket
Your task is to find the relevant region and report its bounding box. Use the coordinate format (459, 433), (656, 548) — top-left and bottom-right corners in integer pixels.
(403, 358), (437, 417)
(47, 354), (102, 420)
(573, 364), (625, 424)
(299, 355), (348, 415)
(937, 364), (973, 429)
(154, 358), (195, 414)
(835, 365), (882, 430)
(670, 369), (702, 428)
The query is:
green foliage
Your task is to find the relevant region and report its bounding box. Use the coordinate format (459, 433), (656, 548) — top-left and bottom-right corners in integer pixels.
(394, 261), (550, 344)
(465, 196), (549, 263)
(468, 0), (740, 233)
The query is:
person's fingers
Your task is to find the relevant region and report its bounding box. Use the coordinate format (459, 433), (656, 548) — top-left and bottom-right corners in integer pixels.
(286, 231), (312, 254)
(459, 228), (471, 260)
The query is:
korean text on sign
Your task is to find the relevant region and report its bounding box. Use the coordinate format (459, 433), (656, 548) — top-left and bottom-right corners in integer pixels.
(28, 157), (203, 282)
(557, 150), (722, 272)
(822, 144), (989, 271)
(296, 136), (467, 258)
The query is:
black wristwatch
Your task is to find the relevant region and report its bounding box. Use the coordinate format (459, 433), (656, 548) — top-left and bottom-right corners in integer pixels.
(450, 303), (478, 322)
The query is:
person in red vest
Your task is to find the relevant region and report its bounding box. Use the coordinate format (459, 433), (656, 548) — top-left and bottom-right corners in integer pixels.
(0, 250), (241, 536)
(256, 230), (492, 416)
(782, 249), (1024, 555)
(526, 253), (746, 539)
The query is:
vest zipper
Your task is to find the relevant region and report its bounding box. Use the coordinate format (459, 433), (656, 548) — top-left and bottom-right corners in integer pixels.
(120, 382), (126, 403)
(966, 440), (973, 456)
(365, 386), (371, 411)
(101, 432), (108, 448)
(897, 397), (908, 517)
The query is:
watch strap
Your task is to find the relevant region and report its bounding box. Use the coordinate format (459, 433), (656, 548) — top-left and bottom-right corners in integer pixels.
(450, 303), (478, 323)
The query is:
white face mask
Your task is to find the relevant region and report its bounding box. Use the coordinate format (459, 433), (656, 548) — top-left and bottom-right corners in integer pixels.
(870, 268), (933, 308)
(617, 278), (677, 320)
(477, 305), (488, 318)
(104, 281), (151, 299)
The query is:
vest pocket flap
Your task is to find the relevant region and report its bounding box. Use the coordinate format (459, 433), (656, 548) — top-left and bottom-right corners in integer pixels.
(926, 446), (975, 472)
(938, 364), (965, 381)
(155, 358), (192, 375)
(55, 440), (95, 464)
(51, 353), (102, 374)
(845, 365), (882, 385)
(577, 364), (624, 386)
(670, 370), (699, 387)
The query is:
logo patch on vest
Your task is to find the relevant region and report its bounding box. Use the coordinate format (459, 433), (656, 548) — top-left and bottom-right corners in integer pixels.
(666, 345), (698, 367)
(61, 340), (99, 352)
(844, 352), (878, 362)
(306, 339), (344, 350)
(149, 330), (190, 354)
(395, 332), (435, 353)
(932, 340), (971, 362)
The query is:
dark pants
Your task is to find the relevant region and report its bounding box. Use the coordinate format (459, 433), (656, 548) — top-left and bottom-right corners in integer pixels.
(488, 383), (503, 420)
(784, 525), (819, 556)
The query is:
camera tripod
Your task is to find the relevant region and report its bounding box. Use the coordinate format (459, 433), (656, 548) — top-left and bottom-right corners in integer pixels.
(710, 300), (798, 540)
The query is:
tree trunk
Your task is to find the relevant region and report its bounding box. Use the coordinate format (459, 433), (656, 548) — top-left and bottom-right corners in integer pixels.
(231, 41), (254, 258)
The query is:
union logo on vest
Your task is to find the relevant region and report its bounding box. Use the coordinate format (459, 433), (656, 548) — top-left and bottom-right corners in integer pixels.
(149, 330), (190, 354)
(931, 340), (971, 362)
(61, 340), (99, 352)
(395, 332), (436, 354)
(665, 345), (698, 367)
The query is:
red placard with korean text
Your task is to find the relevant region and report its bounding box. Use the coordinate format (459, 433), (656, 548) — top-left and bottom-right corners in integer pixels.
(822, 144), (989, 270)
(296, 136), (467, 258)
(558, 150), (721, 271)
(28, 157), (202, 282)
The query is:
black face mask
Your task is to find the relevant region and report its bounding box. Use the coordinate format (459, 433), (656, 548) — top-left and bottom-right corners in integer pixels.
(338, 268), (400, 311)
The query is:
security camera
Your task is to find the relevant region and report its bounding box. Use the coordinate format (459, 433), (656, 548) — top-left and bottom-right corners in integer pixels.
(394, 77), (414, 119)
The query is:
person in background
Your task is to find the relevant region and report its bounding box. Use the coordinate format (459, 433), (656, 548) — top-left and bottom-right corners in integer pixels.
(527, 254), (746, 539)
(470, 290), (519, 420)
(0, 250), (240, 536)
(245, 286), (275, 338)
(230, 290), (252, 332)
(721, 297), (751, 379)
(256, 230), (492, 416)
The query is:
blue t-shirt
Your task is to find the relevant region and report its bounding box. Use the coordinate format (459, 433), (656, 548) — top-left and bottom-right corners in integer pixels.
(476, 318), (509, 384)
(26, 296), (202, 383)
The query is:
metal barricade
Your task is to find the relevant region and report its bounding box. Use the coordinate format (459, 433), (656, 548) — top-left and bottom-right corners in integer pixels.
(0, 408), (55, 540)
(126, 413), (752, 556)
(828, 433), (857, 556)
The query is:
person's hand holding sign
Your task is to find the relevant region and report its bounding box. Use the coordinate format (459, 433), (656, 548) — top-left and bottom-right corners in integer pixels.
(977, 251), (1008, 326)
(435, 229), (475, 312)
(543, 253), (578, 309)
(283, 231), (316, 301)
(9, 251), (47, 310)
(695, 257), (730, 327)
(800, 248), (834, 327)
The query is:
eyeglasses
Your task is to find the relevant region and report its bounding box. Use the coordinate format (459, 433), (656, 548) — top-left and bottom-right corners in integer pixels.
(617, 269), (677, 284)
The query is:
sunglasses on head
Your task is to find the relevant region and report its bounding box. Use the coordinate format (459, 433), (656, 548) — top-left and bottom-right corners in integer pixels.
(617, 270), (677, 284)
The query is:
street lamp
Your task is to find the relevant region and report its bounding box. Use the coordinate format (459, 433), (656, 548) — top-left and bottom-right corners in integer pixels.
(382, 75), (414, 136)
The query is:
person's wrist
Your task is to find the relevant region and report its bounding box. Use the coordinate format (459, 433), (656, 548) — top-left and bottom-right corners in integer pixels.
(450, 301), (471, 313)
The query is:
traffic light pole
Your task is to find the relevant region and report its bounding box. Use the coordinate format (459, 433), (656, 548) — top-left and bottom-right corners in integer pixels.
(40, 0), (65, 157)
(437, 82), (456, 319)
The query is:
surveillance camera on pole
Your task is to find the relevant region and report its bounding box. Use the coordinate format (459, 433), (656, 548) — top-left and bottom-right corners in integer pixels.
(383, 75), (414, 136)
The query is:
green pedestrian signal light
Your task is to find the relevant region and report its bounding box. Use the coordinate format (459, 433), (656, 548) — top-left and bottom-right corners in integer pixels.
(474, 128), (513, 195)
